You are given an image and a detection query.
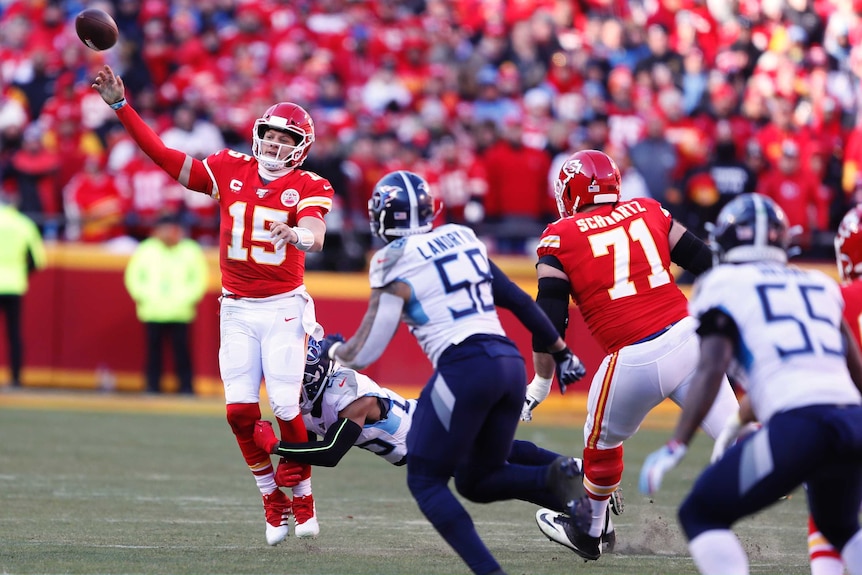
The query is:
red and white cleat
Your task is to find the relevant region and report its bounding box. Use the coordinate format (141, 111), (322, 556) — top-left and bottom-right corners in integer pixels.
(293, 494), (319, 538)
(262, 489), (291, 545)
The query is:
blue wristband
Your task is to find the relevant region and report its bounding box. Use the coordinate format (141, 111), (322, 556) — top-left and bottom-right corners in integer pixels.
(109, 99), (127, 110)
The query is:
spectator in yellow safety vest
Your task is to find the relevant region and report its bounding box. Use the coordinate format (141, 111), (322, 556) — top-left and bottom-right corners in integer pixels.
(124, 212), (209, 394)
(0, 192), (46, 388)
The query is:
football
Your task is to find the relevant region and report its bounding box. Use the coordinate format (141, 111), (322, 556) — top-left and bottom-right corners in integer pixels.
(75, 8), (119, 51)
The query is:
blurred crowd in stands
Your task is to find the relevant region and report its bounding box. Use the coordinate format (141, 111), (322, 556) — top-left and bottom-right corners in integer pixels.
(2, 0), (862, 269)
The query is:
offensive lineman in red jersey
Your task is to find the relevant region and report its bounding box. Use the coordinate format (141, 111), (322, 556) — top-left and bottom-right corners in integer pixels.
(529, 149), (741, 560)
(92, 65), (334, 545)
(806, 205), (862, 575)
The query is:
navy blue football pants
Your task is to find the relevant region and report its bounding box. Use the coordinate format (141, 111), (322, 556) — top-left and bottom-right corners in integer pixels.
(406, 334), (562, 575)
(680, 404), (862, 551)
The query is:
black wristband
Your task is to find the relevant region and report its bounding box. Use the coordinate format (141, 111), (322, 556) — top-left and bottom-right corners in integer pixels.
(550, 347), (571, 362)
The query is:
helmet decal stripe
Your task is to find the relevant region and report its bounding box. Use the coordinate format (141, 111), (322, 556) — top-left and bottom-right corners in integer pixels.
(399, 170), (419, 229)
(752, 193), (767, 247)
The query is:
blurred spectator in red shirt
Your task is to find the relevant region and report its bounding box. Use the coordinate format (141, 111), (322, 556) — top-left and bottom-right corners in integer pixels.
(116, 146), (185, 241)
(63, 153), (128, 244)
(605, 66), (644, 150)
(521, 87), (554, 150)
(44, 113), (104, 194)
(756, 139), (822, 251)
(756, 95), (810, 166)
(481, 115), (553, 254)
(426, 134), (488, 227)
(9, 124), (61, 233)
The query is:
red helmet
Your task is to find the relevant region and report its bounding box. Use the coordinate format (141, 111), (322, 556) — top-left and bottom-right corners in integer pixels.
(252, 102), (315, 171)
(836, 205), (862, 282)
(554, 149), (621, 217)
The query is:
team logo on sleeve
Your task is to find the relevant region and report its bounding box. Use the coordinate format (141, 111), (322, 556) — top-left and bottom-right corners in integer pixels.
(281, 189), (300, 207)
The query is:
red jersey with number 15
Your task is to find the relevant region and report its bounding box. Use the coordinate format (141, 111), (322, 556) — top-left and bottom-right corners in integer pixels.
(537, 197), (689, 353)
(202, 149), (334, 297)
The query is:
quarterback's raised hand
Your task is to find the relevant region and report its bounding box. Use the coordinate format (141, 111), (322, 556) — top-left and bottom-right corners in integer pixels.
(639, 440), (687, 495)
(550, 347), (586, 395)
(91, 65), (126, 107)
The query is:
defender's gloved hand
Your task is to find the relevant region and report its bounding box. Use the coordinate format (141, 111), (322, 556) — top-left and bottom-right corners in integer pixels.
(639, 440), (687, 496)
(551, 347), (586, 395)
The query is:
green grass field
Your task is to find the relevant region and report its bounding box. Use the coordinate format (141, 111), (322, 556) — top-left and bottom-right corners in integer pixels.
(0, 391), (810, 575)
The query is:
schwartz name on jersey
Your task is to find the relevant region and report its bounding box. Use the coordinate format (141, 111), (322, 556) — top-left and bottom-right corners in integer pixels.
(690, 261), (862, 424)
(368, 223), (506, 366)
(303, 367), (415, 465)
(537, 197), (689, 353)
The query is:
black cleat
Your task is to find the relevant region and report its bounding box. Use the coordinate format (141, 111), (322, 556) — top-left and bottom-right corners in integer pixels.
(602, 528), (616, 554)
(546, 456), (585, 510)
(535, 506), (601, 561)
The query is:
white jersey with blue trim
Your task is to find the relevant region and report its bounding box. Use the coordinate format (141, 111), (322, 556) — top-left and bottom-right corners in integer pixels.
(689, 261), (861, 424)
(302, 366), (416, 465)
(368, 223), (506, 366)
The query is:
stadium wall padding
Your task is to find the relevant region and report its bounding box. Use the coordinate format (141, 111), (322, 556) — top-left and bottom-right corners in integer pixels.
(0, 244), (606, 396)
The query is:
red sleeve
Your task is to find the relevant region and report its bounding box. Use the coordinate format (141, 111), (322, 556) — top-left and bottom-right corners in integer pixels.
(114, 105), (213, 194)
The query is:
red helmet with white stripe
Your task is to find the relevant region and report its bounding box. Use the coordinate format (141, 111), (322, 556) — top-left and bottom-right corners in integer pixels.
(836, 205), (862, 282)
(252, 102), (315, 172)
(554, 149), (621, 217)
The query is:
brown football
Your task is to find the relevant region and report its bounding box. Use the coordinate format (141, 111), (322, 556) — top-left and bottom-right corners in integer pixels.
(75, 8), (119, 51)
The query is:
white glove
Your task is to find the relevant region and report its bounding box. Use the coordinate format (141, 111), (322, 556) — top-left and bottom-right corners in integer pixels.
(520, 374), (553, 422)
(639, 440), (687, 496)
(710, 411), (743, 463)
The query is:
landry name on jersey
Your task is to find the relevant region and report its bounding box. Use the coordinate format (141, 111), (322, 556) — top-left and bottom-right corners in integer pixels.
(368, 223), (506, 366)
(690, 262), (861, 424)
(202, 150), (334, 298)
(302, 368), (415, 465)
(537, 197), (689, 353)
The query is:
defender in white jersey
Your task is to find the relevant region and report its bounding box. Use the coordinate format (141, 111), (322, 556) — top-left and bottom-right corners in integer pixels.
(252, 338), (584, 498)
(254, 336), (415, 468)
(639, 194), (862, 575)
(322, 171), (591, 575)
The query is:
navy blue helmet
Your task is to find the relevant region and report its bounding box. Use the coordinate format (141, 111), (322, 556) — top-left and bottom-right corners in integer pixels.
(709, 193), (790, 264)
(301, 337), (332, 412)
(368, 170), (437, 243)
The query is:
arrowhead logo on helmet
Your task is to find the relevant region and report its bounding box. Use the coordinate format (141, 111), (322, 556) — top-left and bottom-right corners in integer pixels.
(555, 150), (621, 217)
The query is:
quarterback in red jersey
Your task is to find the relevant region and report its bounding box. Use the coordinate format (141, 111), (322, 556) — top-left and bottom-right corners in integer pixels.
(92, 65), (334, 545)
(530, 150), (740, 561)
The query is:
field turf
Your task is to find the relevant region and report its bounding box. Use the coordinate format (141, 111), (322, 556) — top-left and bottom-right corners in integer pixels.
(0, 390), (809, 575)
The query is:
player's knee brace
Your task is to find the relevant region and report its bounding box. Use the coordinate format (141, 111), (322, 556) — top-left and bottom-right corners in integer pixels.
(583, 445), (624, 499)
(226, 402), (262, 435)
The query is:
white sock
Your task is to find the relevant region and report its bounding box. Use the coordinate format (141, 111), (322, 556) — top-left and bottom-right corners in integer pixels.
(689, 530), (749, 575)
(606, 516), (615, 534)
(256, 473), (277, 495)
(589, 498), (609, 538)
(811, 556), (845, 575)
(842, 530), (862, 575)
(292, 478), (312, 497)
